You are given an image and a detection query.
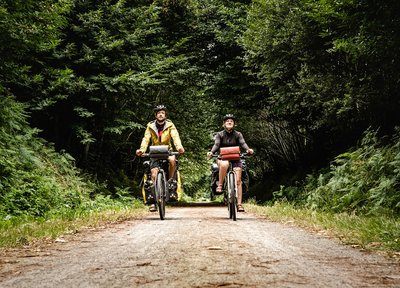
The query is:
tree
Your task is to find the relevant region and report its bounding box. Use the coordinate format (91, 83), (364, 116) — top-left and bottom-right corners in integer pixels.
(241, 0), (400, 174)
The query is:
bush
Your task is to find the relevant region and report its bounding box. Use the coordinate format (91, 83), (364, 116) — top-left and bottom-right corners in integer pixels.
(0, 96), (94, 218)
(276, 128), (400, 216)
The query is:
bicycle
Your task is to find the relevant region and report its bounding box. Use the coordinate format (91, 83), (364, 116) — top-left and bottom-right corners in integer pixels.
(142, 145), (180, 220)
(210, 156), (249, 201)
(211, 152), (248, 221)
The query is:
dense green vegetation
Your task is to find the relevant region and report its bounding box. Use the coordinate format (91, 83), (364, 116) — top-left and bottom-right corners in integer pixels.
(0, 96), (89, 217)
(1, 0), (399, 248)
(275, 129), (400, 216)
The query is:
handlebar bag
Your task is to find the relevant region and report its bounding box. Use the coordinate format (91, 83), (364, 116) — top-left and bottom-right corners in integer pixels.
(149, 145), (169, 159)
(220, 146), (240, 161)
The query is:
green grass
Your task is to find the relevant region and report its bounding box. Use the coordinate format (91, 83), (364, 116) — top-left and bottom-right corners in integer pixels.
(0, 201), (148, 249)
(245, 201), (400, 257)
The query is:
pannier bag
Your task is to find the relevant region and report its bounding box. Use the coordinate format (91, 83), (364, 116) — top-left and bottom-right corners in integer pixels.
(141, 173), (156, 204)
(210, 162), (219, 195)
(219, 146), (240, 161)
(149, 145), (169, 159)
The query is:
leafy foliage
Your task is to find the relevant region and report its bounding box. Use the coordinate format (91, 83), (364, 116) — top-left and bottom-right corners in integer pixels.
(0, 96), (95, 217)
(0, 0), (73, 98)
(241, 0), (400, 171)
(276, 129), (400, 216)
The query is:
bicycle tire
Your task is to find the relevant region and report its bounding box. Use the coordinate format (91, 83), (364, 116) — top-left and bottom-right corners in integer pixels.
(156, 171), (166, 220)
(227, 172), (237, 221)
(225, 174), (232, 218)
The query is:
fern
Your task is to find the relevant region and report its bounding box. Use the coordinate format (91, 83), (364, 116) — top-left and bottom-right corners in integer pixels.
(0, 96), (95, 218)
(277, 128), (400, 216)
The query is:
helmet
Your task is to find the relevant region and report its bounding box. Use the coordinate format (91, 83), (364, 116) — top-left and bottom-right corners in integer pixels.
(223, 114), (236, 122)
(154, 105), (167, 113)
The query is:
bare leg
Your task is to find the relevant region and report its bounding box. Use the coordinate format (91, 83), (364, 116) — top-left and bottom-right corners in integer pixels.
(148, 167), (159, 211)
(234, 167), (243, 205)
(151, 167), (158, 182)
(168, 155), (176, 180)
(217, 160), (229, 190)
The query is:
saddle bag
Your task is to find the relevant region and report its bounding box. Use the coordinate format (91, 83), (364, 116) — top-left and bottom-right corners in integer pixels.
(219, 146), (240, 161)
(149, 145), (169, 159)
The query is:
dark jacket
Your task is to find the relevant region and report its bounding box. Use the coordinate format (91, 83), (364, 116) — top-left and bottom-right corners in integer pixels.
(210, 130), (249, 154)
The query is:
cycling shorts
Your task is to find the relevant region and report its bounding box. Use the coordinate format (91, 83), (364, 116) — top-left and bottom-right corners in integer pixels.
(219, 159), (242, 169)
(150, 159), (168, 170)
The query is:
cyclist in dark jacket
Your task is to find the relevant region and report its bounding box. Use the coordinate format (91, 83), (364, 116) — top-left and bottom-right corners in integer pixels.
(207, 114), (253, 212)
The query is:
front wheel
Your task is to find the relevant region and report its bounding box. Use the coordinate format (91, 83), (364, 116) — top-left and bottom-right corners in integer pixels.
(227, 172), (237, 221)
(156, 171), (166, 220)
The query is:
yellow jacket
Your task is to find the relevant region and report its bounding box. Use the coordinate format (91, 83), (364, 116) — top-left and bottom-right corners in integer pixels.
(138, 119), (183, 153)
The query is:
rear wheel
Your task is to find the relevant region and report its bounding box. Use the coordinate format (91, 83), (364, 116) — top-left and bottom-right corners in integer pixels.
(156, 172), (166, 220)
(227, 172), (237, 221)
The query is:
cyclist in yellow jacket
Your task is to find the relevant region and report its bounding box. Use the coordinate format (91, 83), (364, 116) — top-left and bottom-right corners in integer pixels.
(136, 105), (184, 211)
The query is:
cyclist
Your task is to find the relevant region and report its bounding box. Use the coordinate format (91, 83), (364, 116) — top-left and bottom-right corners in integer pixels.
(136, 105), (185, 211)
(207, 114), (253, 212)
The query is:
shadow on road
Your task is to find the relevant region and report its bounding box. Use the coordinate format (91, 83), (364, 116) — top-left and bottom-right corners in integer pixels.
(167, 201), (225, 207)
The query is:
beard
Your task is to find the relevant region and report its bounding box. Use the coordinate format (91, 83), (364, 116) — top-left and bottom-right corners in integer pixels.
(156, 117), (166, 124)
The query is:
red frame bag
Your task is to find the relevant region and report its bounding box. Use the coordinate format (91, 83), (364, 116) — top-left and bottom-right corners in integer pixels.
(220, 146), (240, 161)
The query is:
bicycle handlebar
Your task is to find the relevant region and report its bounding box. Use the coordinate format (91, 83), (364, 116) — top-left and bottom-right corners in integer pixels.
(142, 151), (180, 157)
(210, 152), (250, 159)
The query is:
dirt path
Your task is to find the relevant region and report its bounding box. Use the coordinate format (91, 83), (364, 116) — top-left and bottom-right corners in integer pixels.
(0, 206), (399, 287)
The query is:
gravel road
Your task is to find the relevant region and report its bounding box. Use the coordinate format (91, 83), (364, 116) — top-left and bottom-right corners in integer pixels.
(1, 205), (399, 287)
